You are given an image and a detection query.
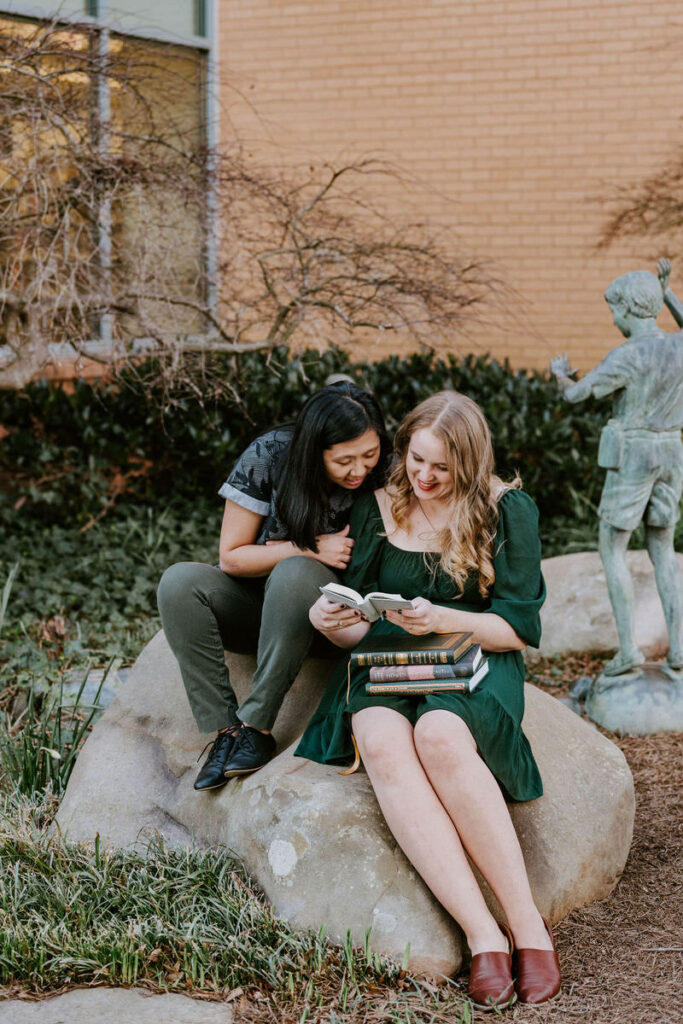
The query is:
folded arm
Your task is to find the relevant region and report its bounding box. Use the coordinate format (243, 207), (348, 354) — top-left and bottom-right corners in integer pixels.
(219, 501), (355, 577)
(219, 501), (299, 576)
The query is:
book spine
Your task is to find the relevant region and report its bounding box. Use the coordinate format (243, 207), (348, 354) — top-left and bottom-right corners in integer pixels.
(365, 680), (471, 695)
(369, 664), (473, 682)
(352, 650), (462, 667)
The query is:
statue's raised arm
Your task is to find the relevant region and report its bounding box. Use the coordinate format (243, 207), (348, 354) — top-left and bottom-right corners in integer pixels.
(657, 258), (683, 328)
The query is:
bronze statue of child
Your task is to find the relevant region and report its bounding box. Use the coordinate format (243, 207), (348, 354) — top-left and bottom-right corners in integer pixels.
(552, 260), (683, 676)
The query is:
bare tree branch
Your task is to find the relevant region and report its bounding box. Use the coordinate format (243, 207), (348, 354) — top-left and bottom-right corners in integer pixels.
(0, 18), (501, 392)
(598, 144), (683, 258)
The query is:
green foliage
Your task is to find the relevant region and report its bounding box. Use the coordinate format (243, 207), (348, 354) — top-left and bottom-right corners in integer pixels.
(0, 349), (678, 676)
(0, 796), (386, 994)
(0, 561), (18, 636)
(0, 556), (116, 800)
(0, 673), (105, 797)
(0, 347), (607, 537)
(0, 348), (352, 520)
(0, 501), (220, 686)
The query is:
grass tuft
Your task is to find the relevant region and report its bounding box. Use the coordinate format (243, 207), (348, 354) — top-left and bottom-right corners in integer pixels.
(0, 795), (473, 1021)
(0, 669), (107, 798)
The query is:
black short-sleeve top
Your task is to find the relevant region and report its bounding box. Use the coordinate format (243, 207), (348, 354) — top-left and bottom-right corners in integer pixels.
(217, 427), (358, 545)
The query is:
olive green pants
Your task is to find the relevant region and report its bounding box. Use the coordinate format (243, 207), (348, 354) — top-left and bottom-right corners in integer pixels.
(157, 556), (341, 733)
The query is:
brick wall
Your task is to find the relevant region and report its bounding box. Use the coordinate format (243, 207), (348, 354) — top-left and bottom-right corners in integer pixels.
(218, 0), (683, 372)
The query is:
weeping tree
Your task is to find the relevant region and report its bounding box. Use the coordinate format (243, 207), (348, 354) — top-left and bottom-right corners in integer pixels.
(0, 16), (499, 392)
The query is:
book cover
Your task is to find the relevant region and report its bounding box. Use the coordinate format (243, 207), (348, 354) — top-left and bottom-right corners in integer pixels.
(350, 631), (473, 667)
(365, 660), (489, 695)
(368, 645), (483, 682)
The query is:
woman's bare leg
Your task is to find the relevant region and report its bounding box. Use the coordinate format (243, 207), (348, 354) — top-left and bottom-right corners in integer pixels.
(352, 706), (507, 955)
(413, 709), (552, 951)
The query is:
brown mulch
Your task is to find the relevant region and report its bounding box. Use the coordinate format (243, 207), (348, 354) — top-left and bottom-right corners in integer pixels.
(485, 654), (683, 1024)
(511, 731), (682, 1024)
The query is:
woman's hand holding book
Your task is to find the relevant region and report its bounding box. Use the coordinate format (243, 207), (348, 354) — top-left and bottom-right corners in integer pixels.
(310, 594), (361, 630)
(309, 594), (371, 649)
(384, 596), (446, 635)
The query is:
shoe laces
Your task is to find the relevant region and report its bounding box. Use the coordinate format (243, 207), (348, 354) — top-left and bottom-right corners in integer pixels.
(197, 729), (235, 765)
(233, 726), (258, 755)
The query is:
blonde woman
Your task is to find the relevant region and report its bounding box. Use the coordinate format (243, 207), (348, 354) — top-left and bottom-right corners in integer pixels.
(297, 392), (561, 1010)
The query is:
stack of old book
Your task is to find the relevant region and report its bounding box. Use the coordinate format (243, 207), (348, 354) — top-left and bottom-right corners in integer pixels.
(349, 631), (488, 696)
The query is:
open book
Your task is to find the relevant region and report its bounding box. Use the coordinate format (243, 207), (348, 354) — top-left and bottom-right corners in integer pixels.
(319, 582), (414, 623)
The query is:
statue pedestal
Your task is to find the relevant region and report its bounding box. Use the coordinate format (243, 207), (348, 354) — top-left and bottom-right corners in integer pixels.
(586, 663), (683, 735)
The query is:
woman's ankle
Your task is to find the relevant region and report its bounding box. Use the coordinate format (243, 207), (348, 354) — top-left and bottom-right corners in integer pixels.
(510, 911), (554, 950)
(467, 922), (510, 957)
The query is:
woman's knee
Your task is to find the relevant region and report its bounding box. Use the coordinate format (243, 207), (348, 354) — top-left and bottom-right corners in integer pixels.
(157, 561), (212, 617)
(413, 712), (477, 773)
(353, 710), (414, 779)
(264, 556), (331, 606)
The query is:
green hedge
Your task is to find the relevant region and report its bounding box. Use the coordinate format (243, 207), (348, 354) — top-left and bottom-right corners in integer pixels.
(2, 348), (681, 662)
(0, 347), (605, 537)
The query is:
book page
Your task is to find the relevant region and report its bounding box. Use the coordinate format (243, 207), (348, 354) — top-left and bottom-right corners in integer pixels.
(367, 593), (414, 612)
(319, 583), (364, 606)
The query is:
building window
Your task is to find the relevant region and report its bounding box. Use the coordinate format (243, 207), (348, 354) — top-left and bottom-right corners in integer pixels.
(0, 3), (214, 376)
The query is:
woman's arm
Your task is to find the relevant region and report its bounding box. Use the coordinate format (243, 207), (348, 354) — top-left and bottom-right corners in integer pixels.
(219, 500), (296, 576)
(384, 599), (526, 652)
(219, 501), (355, 577)
(433, 606), (525, 651)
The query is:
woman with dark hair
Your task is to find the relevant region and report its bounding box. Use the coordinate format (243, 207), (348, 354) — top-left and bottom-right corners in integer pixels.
(298, 391), (560, 1010)
(157, 381), (390, 791)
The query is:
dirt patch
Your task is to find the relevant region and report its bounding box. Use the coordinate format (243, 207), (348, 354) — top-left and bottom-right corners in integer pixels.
(486, 655), (683, 1024)
(507, 728), (681, 1024)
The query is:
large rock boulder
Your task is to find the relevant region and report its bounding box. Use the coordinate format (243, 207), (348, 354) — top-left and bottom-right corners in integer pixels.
(57, 628), (635, 976)
(538, 550), (683, 658)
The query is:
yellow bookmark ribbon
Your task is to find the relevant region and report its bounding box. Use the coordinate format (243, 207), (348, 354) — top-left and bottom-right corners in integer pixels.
(338, 659), (361, 775)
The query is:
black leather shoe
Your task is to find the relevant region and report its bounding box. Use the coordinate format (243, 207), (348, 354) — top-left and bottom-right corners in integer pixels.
(194, 728), (238, 791)
(223, 725), (276, 777)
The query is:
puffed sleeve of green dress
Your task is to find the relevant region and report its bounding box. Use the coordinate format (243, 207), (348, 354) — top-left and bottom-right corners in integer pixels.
(487, 489), (545, 648)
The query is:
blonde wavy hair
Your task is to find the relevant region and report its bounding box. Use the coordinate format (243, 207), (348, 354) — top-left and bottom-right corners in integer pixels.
(387, 391), (520, 596)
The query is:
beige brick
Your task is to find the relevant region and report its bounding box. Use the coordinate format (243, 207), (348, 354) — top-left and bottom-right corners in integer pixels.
(218, 0), (682, 369)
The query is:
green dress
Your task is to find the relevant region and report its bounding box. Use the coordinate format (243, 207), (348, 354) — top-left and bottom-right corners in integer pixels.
(295, 488), (546, 802)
